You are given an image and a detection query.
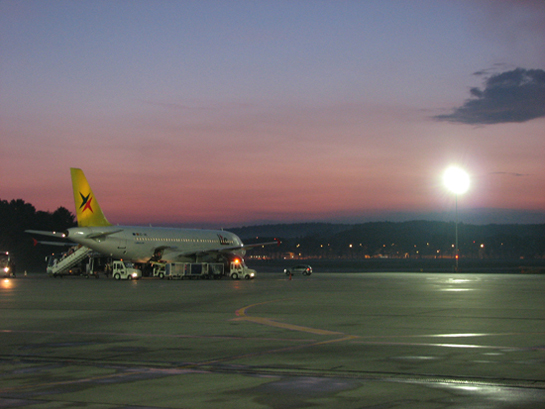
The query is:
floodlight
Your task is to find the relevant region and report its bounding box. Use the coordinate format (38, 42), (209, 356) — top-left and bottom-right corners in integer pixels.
(443, 166), (470, 195)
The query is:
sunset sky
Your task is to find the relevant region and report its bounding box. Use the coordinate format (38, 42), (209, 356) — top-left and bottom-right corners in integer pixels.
(2, 1), (544, 228)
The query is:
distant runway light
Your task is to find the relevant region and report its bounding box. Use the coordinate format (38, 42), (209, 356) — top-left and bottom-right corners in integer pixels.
(443, 166), (470, 195)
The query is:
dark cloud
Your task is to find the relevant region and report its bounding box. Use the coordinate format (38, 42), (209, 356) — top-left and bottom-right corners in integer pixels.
(434, 68), (545, 124)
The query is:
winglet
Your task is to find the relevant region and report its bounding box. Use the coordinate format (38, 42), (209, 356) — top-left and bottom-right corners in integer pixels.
(70, 168), (112, 227)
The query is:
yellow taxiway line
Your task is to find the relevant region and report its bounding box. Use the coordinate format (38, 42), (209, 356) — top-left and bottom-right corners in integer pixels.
(234, 300), (345, 336)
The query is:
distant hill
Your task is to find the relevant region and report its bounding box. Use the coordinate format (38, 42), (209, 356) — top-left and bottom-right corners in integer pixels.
(229, 223), (352, 239)
(231, 221), (545, 240)
(231, 221), (545, 260)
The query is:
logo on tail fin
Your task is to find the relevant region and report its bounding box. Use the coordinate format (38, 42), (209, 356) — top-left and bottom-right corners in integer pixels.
(79, 192), (94, 213)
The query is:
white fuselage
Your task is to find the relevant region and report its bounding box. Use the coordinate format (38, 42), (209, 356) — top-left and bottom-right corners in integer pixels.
(66, 226), (245, 263)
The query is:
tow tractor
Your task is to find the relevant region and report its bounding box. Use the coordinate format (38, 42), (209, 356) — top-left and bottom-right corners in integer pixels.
(111, 260), (142, 280)
(229, 258), (255, 280)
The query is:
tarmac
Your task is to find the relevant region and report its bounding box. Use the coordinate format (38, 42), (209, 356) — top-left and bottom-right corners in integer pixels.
(1, 271), (544, 408)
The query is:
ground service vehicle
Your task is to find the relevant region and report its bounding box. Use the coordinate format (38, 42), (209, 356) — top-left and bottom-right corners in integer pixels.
(46, 246), (93, 277)
(112, 260), (142, 280)
(162, 259), (255, 280)
(164, 262), (224, 279)
(152, 264), (166, 278)
(229, 259), (256, 280)
(0, 252), (14, 277)
(284, 264), (312, 276)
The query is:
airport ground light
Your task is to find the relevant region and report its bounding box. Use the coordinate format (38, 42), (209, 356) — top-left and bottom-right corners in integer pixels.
(443, 166), (470, 271)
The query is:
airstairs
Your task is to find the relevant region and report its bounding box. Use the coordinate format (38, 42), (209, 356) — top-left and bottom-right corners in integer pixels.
(47, 246), (93, 276)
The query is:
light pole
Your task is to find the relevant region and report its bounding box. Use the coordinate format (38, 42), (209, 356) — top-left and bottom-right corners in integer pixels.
(443, 166), (470, 272)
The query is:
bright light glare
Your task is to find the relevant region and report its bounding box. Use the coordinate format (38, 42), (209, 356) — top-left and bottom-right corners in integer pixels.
(443, 167), (470, 195)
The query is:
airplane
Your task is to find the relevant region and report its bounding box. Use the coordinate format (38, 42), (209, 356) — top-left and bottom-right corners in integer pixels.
(27, 168), (278, 265)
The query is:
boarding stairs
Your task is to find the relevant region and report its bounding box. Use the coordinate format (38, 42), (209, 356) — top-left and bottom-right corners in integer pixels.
(47, 246), (93, 276)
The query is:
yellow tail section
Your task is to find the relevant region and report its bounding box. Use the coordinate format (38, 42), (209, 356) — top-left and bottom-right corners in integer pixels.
(70, 168), (112, 227)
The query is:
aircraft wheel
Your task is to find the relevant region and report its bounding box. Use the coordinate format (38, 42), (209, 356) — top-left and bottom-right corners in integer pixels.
(231, 273), (238, 280)
(159, 273), (164, 279)
(114, 273), (121, 280)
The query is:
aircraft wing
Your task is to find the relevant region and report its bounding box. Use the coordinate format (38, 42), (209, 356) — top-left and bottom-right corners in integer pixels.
(81, 230), (124, 240)
(161, 239), (281, 262)
(25, 230), (68, 239)
(240, 239), (281, 249)
(162, 245), (244, 262)
(32, 239), (78, 247)
(26, 229), (123, 241)
(26, 230), (80, 247)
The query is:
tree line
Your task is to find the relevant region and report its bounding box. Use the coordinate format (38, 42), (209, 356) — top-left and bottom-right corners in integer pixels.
(0, 199), (76, 271)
